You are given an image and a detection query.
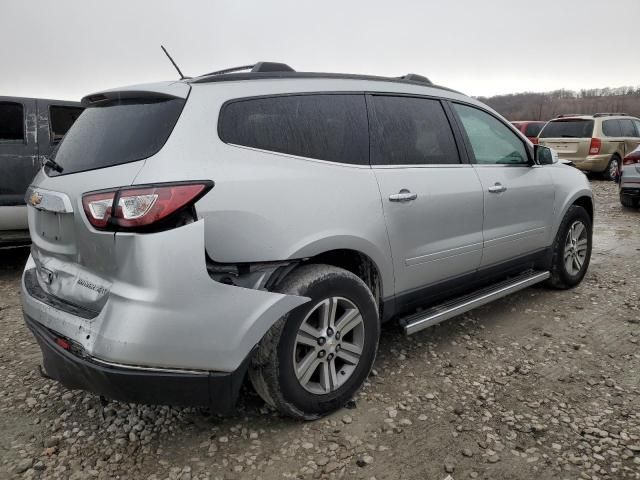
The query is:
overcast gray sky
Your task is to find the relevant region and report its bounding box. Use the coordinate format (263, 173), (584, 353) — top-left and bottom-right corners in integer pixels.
(2, 0), (639, 100)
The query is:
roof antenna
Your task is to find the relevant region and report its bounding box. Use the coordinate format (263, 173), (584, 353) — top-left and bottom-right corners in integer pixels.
(161, 45), (187, 79)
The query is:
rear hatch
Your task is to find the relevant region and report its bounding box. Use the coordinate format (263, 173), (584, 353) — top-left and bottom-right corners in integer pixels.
(538, 118), (594, 159)
(26, 82), (190, 313)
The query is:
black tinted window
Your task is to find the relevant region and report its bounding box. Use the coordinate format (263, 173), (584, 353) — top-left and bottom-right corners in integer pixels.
(619, 119), (637, 137)
(49, 97), (185, 177)
(602, 119), (622, 137)
(369, 96), (459, 165)
(220, 94), (368, 165)
(49, 106), (84, 144)
(524, 123), (545, 137)
(539, 119), (594, 138)
(0, 102), (24, 143)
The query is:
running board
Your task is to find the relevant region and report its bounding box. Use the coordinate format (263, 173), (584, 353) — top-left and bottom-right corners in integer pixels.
(401, 270), (550, 336)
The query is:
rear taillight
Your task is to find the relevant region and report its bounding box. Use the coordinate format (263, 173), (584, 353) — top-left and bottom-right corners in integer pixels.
(589, 138), (602, 155)
(82, 181), (214, 231)
(623, 151), (640, 165)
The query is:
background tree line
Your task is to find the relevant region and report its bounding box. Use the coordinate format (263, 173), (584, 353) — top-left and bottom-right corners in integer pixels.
(477, 86), (640, 121)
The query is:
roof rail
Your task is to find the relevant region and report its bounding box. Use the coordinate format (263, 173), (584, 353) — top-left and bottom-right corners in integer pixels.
(554, 114), (586, 118)
(251, 62), (295, 73)
(593, 112), (629, 117)
(399, 73), (433, 85)
(199, 62), (295, 78)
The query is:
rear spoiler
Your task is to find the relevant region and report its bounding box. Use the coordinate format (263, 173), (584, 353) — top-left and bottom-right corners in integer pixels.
(81, 82), (190, 107)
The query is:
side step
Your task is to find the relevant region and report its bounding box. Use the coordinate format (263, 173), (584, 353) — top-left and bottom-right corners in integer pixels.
(401, 270), (550, 335)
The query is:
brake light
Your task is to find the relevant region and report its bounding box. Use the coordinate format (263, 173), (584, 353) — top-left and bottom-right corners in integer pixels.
(589, 138), (602, 155)
(623, 151), (640, 165)
(82, 181), (214, 231)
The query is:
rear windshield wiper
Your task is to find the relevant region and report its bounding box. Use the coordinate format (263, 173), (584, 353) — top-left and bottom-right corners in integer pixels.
(44, 158), (64, 173)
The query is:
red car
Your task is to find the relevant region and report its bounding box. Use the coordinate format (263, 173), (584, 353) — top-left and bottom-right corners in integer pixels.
(511, 121), (547, 143)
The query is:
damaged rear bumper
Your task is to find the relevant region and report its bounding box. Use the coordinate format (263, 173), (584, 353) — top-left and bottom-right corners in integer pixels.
(25, 314), (248, 412)
(21, 220), (310, 409)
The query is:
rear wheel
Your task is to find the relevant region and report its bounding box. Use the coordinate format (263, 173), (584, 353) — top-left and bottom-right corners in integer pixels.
(546, 205), (592, 289)
(620, 192), (639, 209)
(249, 264), (379, 420)
(603, 155), (620, 181)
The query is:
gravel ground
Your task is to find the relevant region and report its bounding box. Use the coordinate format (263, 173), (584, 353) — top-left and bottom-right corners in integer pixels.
(1, 179), (639, 480)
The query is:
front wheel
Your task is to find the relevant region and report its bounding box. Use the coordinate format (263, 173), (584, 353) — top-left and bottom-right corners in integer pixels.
(249, 264), (380, 420)
(546, 205), (592, 289)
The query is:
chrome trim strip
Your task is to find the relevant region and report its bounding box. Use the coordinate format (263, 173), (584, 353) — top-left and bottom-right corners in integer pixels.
(25, 186), (74, 213)
(373, 164), (472, 169)
(225, 143), (372, 169)
(403, 270), (550, 335)
(483, 227), (546, 247)
(89, 356), (210, 376)
(405, 242), (483, 266)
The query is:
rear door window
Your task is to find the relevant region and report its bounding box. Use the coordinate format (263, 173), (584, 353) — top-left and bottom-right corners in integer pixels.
(602, 119), (622, 137)
(48, 97), (185, 176)
(633, 120), (640, 137)
(0, 102), (24, 143)
(619, 119), (637, 137)
(539, 119), (594, 138)
(368, 95), (460, 165)
(524, 123), (544, 137)
(219, 94), (368, 165)
(453, 103), (528, 165)
(49, 106), (84, 144)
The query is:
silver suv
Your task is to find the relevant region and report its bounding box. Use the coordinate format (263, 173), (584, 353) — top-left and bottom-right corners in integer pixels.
(21, 63), (594, 419)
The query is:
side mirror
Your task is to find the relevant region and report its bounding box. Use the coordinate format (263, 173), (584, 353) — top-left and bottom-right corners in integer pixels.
(534, 145), (558, 165)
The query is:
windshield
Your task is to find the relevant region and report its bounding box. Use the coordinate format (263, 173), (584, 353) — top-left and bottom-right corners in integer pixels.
(539, 119), (594, 139)
(47, 97), (185, 176)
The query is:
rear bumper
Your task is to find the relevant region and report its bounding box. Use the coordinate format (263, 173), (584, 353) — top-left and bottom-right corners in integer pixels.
(22, 220), (310, 373)
(0, 229), (30, 249)
(567, 154), (610, 173)
(25, 314), (249, 412)
(620, 165), (640, 196)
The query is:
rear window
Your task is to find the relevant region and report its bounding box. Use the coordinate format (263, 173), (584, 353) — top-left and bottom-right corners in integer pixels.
(48, 97), (185, 176)
(602, 119), (622, 137)
(539, 119), (594, 139)
(524, 122), (545, 137)
(49, 106), (84, 144)
(0, 102), (24, 143)
(619, 119), (637, 137)
(219, 94), (368, 165)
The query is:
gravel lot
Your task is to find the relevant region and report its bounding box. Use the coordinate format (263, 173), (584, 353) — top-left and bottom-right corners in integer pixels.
(1, 180), (638, 480)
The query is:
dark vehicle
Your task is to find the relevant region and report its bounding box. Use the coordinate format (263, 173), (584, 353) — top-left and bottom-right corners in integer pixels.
(0, 96), (83, 247)
(511, 120), (547, 143)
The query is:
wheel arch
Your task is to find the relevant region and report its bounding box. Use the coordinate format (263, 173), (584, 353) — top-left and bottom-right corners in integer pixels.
(552, 189), (594, 243)
(287, 236), (394, 301)
(301, 249), (383, 308)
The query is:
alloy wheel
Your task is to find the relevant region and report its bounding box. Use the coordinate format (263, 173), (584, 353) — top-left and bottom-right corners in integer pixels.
(292, 297), (365, 394)
(563, 220), (588, 276)
(609, 158), (619, 181)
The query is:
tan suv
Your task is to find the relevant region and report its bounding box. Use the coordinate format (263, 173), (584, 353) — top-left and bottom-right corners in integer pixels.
(538, 113), (640, 180)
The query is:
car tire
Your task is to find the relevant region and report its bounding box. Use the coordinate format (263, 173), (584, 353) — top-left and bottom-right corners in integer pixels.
(546, 205), (592, 289)
(249, 264), (380, 420)
(620, 193), (639, 209)
(603, 155), (620, 181)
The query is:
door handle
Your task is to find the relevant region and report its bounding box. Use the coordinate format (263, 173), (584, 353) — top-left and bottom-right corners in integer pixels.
(488, 183), (507, 194)
(389, 189), (418, 202)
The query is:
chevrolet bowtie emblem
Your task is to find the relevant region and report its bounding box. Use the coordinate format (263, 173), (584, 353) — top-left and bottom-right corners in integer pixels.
(29, 191), (43, 207)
